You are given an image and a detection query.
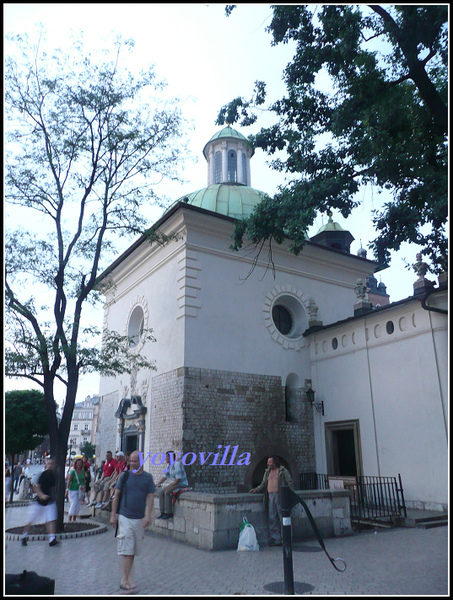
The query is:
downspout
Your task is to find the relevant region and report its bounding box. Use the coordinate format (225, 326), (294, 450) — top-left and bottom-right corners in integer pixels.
(419, 293), (448, 315)
(310, 331), (324, 474)
(419, 293), (448, 440)
(364, 316), (381, 476)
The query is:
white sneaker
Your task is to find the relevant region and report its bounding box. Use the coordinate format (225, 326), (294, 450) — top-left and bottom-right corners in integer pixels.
(95, 502), (103, 508)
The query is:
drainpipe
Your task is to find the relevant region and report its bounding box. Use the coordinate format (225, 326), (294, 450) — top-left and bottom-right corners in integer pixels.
(419, 293), (448, 441)
(419, 292), (448, 315)
(364, 316), (381, 476)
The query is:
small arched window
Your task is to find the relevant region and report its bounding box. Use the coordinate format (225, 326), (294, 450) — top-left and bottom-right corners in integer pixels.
(242, 152), (247, 184)
(128, 305), (145, 348)
(214, 151), (222, 184)
(227, 150), (237, 182)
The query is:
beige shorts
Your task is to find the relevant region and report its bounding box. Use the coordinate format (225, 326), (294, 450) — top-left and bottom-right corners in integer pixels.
(117, 515), (145, 556)
(94, 475), (113, 493)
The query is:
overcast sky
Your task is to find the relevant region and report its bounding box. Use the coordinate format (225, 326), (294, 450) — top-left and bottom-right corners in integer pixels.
(5, 4), (423, 404)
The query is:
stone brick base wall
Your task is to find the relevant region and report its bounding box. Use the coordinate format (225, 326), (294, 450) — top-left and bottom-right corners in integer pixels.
(147, 368), (185, 483)
(150, 489), (352, 550)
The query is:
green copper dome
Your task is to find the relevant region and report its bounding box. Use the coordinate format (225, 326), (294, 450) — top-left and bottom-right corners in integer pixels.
(310, 214), (354, 253)
(176, 183), (266, 220)
(203, 126), (254, 158)
(314, 215), (348, 234)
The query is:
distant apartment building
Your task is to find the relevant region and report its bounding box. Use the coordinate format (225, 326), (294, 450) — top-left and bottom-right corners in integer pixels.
(68, 395), (100, 457)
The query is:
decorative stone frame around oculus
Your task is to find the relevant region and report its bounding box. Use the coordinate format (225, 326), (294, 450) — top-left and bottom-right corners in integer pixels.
(125, 296), (149, 353)
(263, 286), (310, 351)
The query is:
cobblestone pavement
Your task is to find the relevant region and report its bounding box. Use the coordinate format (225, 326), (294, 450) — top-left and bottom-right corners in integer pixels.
(5, 505), (449, 596)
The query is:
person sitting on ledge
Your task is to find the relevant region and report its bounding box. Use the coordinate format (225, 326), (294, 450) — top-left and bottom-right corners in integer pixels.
(88, 450), (118, 508)
(155, 451), (188, 519)
(98, 451), (128, 510)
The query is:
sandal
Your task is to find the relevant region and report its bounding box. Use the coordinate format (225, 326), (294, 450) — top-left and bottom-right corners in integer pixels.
(120, 583), (137, 590)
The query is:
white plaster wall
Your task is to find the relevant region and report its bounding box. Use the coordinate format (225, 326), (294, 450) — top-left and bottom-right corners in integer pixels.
(97, 211), (188, 457)
(98, 213), (188, 402)
(182, 209), (375, 384)
(307, 299), (448, 507)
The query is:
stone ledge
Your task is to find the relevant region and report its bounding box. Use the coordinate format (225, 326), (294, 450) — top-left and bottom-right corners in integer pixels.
(91, 490), (352, 550)
(170, 489), (350, 504)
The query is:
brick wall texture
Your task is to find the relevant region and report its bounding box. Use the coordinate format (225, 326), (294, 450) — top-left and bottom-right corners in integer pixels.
(147, 367), (315, 493)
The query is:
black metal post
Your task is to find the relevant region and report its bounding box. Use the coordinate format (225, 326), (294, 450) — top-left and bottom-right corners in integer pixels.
(280, 484), (295, 595)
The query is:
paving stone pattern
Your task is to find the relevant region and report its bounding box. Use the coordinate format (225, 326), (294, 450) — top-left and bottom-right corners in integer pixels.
(5, 505), (448, 596)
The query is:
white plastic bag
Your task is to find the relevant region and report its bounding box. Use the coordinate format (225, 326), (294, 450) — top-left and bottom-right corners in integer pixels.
(237, 517), (259, 551)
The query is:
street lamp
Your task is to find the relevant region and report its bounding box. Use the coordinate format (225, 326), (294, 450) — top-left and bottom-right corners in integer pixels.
(306, 386), (324, 416)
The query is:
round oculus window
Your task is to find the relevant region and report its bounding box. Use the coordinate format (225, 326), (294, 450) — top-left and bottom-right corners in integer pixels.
(270, 294), (308, 339)
(272, 305), (292, 336)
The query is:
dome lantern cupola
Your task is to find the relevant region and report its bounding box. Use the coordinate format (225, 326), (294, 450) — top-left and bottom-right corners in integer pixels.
(310, 211), (354, 253)
(203, 125), (254, 187)
(171, 125), (265, 220)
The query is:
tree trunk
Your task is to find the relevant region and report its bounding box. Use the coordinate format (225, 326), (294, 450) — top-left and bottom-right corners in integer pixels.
(55, 451), (67, 533)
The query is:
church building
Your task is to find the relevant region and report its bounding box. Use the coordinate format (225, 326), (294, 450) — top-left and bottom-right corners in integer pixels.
(95, 126), (447, 510)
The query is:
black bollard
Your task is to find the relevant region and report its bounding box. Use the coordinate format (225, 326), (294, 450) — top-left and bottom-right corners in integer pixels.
(280, 482), (348, 587)
(280, 483), (295, 595)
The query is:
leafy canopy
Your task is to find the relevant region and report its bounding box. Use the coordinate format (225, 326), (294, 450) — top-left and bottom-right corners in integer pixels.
(219, 5), (447, 273)
(80, 441), (96, 460)
(5, 389), (54, 458)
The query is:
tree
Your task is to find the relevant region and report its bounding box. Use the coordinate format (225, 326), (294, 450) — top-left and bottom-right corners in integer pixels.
(5, 389), (53, 501)
(5, 389), (52, 458)
(219, 5), (447, 273)
(80, 441), (96, 461)
(5, 33), (187, 530)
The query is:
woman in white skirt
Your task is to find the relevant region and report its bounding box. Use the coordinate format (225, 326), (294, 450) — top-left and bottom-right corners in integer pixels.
(65, 457), (86, 522)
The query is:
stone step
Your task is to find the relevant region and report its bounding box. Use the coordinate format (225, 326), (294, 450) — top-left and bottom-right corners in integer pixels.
(416, 519), (448, 529)
(403, 509), (448, 528)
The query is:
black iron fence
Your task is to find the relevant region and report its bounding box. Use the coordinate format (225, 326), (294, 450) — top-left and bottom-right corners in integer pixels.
(299, 472), (407, 528)
(299, 472), (329, 490)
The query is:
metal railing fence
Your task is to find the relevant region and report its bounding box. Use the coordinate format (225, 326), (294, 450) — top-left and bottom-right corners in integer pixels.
(299, 472), (407, 528)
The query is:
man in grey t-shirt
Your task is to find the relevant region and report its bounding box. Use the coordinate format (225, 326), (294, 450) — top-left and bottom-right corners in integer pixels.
(110, 451), (155, 593)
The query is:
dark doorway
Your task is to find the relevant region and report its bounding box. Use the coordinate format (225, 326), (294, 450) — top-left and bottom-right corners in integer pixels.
(124, 434), (138, 454)
(333, 429), (357, 476)
(325, 420), (362, 477)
